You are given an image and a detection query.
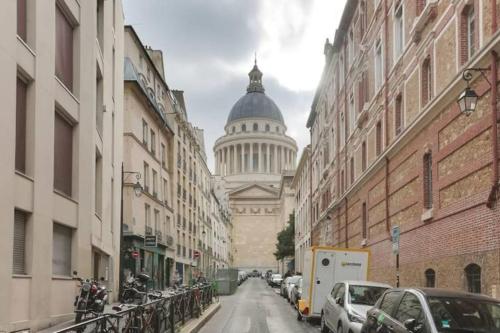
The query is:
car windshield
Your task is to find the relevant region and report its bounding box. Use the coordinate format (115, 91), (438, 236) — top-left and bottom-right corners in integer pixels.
(428, 297), (500, 333)
(289, 276), (301, 284)
(272, 274), (281, 279)
(348, 285), (388, 306)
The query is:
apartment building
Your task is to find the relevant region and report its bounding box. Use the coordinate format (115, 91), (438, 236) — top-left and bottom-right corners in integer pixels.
(277, 171), (296, 274)
(0, 0), (124, 330)
(292, 146), (311, 274)
(308, 0), (500, 296)
(210, 191), (232, 270)
(123, 26), (176, 289)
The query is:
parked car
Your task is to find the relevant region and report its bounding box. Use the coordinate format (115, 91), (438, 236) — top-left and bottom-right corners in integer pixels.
(290, 277), (303, 307)
(281, 277), (291, 297)
(270, 274), (283, 287)
(361, 287), (500, 333)
(237, 270), (247, 285)
(286, 275), (302, 302)
(321, 280), (391, 333)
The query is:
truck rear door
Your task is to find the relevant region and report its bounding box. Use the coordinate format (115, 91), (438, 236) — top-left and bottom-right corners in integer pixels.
(312, 250), (336, 315)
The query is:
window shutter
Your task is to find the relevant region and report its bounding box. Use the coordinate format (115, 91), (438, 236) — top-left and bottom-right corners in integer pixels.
(53, 223), (72, 276)
(13, 210), (26, 275)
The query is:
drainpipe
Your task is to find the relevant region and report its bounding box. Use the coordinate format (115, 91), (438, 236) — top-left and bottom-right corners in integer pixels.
(385, 157), (391, 232)
(345, 197), (349, 248)
(487, 50), (499, 208)
(309, 133), (313, 245)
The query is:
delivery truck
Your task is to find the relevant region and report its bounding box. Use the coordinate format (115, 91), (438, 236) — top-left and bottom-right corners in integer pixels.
(297, 247), (370, 320)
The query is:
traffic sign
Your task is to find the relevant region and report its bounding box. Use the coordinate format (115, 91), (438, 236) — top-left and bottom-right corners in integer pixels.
(144, 235), (157, 247)
(193, 250), (200, 258)
(391, 225), (400, 255)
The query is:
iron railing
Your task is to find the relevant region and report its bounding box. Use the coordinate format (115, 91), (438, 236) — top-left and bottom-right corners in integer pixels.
(54, 285), (214, 333)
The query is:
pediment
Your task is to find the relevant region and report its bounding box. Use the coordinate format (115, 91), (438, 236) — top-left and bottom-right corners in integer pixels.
(229, 184), (279, 199)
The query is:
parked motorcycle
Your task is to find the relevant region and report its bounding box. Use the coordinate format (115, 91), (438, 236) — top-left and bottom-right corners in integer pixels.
(119, 273), (150, 305)
(73, 272), (109, 323)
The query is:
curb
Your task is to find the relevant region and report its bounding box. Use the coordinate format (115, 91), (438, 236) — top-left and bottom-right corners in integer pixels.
(180, 302), (221, 333)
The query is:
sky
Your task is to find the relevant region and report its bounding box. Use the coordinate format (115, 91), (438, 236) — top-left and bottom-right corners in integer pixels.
(123, 0), (345, 172)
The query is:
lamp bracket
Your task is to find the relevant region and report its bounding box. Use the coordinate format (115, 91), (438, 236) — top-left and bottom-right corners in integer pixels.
(462, 67), (491, 87)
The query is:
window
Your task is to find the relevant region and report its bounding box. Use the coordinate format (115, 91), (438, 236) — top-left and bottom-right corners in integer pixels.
(276, 126), (280, 133)
(241, 124), (246, 132)
(375, 39), (383, 91)
(379, 291), (402, 314)
(144, 162), (150, 192)
(394, 293), (424, 324)
(142, 120), (148, 145)
(349, 92), (355, 135)
(253, 123), (258, 132)
(53, 223), (72, 276)
(423, 151), (433, 209)
(55, 4), (74, 91)
(394, 2), (404, 59)
(376, 121), (382, 156)
(358, 72), (368, 114)
(161, 143), (166, 167)
(54, 112), (73, 197)
(152, 169), (157, 197)
(340, 113), (345, 145)
(13, 210), (27, 275)
(422, 57), (432, 105)
(362, 202), (367, 238)
(265, 124), (270, 132)
(340, 170), (345, 193)
(416, 0), (427, 16)
(96, 74), (103, 136)
(97, 0), (104, 47)
(465, 264), (481, 293)
(232, 126), (235, 134)
(17, 0), (27, 42)
(395, 94), (403, 136)
(425, 268), (436, 287)
(163, 178), (168, 204)
(150, 130), (156, 155)
(362, 141), (367, 172)
(350, 157), (355, 184)
(154, 209), (159, 232)
(145, 204), (151, 233)
(95, 153), (102, 216)
(461, 5), (476, 64)
(16, 77), (28, 173)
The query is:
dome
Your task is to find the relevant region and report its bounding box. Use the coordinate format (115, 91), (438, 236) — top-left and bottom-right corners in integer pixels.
(227, 92), (284, 124)
(226, 61), (284, 125)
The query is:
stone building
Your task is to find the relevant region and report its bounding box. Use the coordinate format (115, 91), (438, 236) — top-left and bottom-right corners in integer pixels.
(123, 26), (176, 289)
(292, 146), (312, 274)
(0, 0), (124, 330)
(308, 0), (500, 297)
(213, 62), (298, 271)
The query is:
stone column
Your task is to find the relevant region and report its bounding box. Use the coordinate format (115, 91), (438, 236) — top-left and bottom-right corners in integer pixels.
(232, 145), (237, 174)
(250, 143), (254, 172)
(274, 145), (278, 173)
(240, 144), (244, 173)
(258, 143), (263, 172)
(266, 144), (270, 173)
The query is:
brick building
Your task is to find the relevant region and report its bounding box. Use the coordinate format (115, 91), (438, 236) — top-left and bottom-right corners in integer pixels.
(307, 0), (500, 297)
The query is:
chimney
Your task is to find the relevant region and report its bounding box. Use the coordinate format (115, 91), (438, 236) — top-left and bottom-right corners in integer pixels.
(172, 90), (186, 111)
(146, 49), (166, 80)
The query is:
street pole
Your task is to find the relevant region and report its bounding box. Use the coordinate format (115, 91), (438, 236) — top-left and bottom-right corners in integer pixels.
(396, 253), (400, 288)
(119, 163), (124, 298)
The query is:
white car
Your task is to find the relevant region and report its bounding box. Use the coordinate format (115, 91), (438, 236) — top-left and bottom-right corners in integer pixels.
(270, 274), (283, 287)
(321, 280), (391, 333)
(286, 275), (302, 302)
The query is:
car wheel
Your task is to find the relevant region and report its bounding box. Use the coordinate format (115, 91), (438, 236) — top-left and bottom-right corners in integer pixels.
(320, 314), (330, 333)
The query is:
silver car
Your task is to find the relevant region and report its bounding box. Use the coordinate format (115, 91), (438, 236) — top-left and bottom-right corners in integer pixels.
(321, 280), (391, 333)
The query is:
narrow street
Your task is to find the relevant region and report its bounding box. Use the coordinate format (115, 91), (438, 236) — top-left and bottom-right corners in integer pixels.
(199, 278), (319, 333)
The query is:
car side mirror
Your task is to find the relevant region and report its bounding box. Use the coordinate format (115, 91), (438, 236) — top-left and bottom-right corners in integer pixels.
(335, 297), (344, 306)
(404, 319), (422, 333)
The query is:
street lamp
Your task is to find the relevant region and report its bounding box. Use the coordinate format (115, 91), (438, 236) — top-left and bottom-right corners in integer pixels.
(457, 68), (490, 116)
(119, 164), (143, 297)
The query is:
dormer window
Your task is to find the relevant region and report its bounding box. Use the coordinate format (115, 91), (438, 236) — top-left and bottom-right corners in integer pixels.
(253, 123), (258, 132)
(242, 124), (246, 132)
(265, 124), (270, 132)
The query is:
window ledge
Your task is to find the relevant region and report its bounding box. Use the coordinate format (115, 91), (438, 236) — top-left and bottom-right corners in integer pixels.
(12, 274), (32, 279)
(356, 104), (370, 129)
(54, 190), (78, 204)
(15, 170), (34, 182)
(52, 275), (74, 281)
(421, 208), (433, 222)
(410, 0), (438, 43)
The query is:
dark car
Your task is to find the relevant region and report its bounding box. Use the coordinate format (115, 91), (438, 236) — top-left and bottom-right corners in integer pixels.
(361, 288), (500, 333)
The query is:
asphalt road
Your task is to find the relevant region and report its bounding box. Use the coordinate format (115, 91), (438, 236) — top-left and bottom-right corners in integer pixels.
(199, 277), (320, 333)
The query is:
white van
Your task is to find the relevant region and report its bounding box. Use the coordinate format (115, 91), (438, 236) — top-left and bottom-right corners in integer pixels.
(297, 246), (370, 320)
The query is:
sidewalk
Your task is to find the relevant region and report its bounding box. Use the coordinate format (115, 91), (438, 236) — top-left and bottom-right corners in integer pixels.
(179, 301), (221, 333)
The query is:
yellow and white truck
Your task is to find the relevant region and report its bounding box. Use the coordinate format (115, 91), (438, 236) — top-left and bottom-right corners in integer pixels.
(297, 246), (370, 320)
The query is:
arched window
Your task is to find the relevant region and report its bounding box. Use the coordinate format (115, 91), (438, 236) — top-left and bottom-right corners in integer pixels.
(241, 124), (246, 132)
(265, 124), (270, 132)
(253, 123), (258, 132)
(231, 126), (235, 134)
(465, 264), (481, 293)
(425, 268), (436, 287)
(276, 126), (279, 133)
(423, 151), (433, 209)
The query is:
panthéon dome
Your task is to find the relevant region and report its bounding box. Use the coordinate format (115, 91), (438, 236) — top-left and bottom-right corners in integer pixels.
(226, 61), (284, 125)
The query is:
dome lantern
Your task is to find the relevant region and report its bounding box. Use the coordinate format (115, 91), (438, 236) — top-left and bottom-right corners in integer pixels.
(247, 57), (265, 93)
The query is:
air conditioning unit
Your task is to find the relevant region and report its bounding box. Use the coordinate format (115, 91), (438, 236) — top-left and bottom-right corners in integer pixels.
(361, 238), (367, 247)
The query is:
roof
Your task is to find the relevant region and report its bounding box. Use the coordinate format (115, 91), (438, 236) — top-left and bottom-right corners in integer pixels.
(227, 91), (284, 125)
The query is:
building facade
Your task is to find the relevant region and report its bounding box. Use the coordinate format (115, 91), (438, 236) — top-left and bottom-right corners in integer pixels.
(123, 26), (176, 289)
(0, 0), (124, 330)
(214, 62), (298, 271)
(292, 146), (312, 274)
(308, 0), (500, 296)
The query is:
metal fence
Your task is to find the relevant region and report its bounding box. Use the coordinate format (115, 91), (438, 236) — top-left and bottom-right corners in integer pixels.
(54, 285), (214, 333)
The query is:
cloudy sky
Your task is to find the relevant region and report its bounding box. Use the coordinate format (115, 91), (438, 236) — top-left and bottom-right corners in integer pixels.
(123, 0), (345, 171)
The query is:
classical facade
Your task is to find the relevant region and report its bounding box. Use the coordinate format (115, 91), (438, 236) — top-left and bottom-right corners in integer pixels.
(0, 0), (124, 330)
(214, 62), (297, 271)
(292, 146), (311, 274)
(308, 0), (500, 297)
(123, 26), (176, 289)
